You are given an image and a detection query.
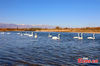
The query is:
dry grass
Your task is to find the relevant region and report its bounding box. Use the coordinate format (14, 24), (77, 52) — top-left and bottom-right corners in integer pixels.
(0, 27), (100, 33)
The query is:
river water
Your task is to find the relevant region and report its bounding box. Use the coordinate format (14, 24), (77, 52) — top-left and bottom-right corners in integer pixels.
(0, 31), (100, 66)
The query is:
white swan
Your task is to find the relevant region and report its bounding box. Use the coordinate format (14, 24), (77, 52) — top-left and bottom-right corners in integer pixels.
(48, 33), (52, 37)
(87, 33), (95, 39)
(23, 32), (29, 36)
(28, 32), (33, 37)
(17, 33), (20, 34)
(19, 32), (23, 36)
(52, 34), (60, 40)
(78, 33), (83, 39)
(1, 32), (5, 34)
(34, 33), (37, 38)
(6, 32), (10, 34)
(73, 33), (80, 38)
(20, 33), (23, 36)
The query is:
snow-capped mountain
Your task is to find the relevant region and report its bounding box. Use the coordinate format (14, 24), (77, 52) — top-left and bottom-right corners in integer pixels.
(0, 23), (55, 28)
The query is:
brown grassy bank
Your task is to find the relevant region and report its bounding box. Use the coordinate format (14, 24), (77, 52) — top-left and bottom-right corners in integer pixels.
(0, 27), (100, 33)
(0, 28), (26, 31)
(36, 29), (100, 33)
(36, 27), (100, 33)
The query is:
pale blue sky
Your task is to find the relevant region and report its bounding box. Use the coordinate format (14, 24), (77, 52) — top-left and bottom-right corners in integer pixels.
(0, 0), (100, 27)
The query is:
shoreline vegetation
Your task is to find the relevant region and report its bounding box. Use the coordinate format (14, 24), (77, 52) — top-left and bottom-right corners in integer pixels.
(0, 26), (100, 33)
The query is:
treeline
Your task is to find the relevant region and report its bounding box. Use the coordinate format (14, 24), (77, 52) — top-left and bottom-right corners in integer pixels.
(81, 27), (100, 30)
(0, 28), (42, 31)
(54, 26), (100, 30)
(0, 26), (100, 32)
(0, 28), (26, 31)
(24, 28), (42, 31)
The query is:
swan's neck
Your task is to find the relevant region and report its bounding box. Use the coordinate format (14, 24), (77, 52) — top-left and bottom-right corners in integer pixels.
(32, 33), (33, 35)
(78, 33), (79, 37)
(81, 33), (83, 37)
(93, 33), (95, 38)
(58, 34), (60, 39)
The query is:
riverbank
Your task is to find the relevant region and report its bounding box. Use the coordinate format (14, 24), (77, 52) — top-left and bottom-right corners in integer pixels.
(0, 27), (100, 34)
(36, 30), (100, 34)
(35, 28), (100, 34)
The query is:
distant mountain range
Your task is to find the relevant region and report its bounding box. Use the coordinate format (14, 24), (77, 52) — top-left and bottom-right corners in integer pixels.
(0, 23), (55, 28)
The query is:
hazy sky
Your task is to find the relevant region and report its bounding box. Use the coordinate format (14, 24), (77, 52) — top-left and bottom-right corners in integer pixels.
(0, 0), (100, 27)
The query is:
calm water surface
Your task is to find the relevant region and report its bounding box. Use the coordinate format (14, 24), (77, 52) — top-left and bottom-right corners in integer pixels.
(0, 31), (100, 66)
